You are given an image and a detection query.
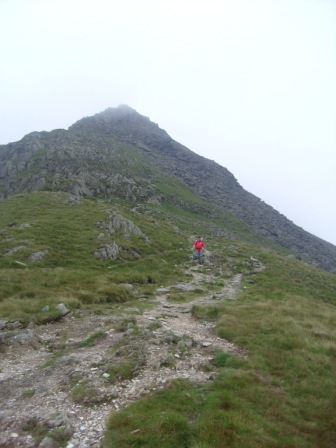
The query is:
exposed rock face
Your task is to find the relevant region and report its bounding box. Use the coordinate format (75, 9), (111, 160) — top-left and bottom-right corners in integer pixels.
(29, 250), (49, 262)
(106, 211), (146, 238)
(0, 105), (335, 271)
(94, 242), (120, 261)
(0, 124), (156, 202)
(94, 210), (148, 261)
(0, 330), (42, 349)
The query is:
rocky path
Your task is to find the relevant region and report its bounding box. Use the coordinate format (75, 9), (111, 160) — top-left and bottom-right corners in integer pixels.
(0, 262), (260, 448)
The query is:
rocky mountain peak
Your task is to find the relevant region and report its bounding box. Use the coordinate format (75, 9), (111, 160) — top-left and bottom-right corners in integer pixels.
(104, 104), (139, 115)
(69, 105), (168, 142)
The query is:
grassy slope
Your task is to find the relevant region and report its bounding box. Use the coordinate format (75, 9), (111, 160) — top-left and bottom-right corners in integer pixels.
(192, 253), (336, 447)
(0, 192), (191, 322)
(1, 192), (335, 447)
(104, 252), (336, 448)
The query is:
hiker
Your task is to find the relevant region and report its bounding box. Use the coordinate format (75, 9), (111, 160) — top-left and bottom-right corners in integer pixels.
(193, 236), (205, 264)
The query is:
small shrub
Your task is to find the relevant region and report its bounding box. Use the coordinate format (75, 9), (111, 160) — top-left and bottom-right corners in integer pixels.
(21, 388), (35, 398)
(23, 418), (47, 442)
(80, 331), (105, 347)
(77, 293), (95, 304)
(42, 349), (66, 367)
(192, 305), (219, 320)
(160, 354), (176, 368)
(98, 285), (132, 303)
(48, 426), (73, 446)
(106, 360), (137, 383)
(115, 318), (137, 333)
(212, 350), (231, 367)
(23, 416), (72, 446)
(72, 383), (88, 404)
(147, 321), (162, 331)
(71, 381), (107, 405)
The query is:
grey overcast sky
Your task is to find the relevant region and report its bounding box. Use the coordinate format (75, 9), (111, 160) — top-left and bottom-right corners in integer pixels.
(1, 0), (335, 245)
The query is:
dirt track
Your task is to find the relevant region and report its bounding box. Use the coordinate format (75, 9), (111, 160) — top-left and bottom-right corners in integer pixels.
(0, 262), (262, 447)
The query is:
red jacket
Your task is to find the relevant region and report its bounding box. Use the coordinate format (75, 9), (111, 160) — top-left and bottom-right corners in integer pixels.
(194, 240), (205, 250)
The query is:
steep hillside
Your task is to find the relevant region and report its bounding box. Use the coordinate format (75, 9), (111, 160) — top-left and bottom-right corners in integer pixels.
(0, 191), (335, 448)
(0, 105), (335, 271)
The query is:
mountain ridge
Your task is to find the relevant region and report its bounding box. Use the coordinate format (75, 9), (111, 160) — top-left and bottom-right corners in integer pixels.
(0, 105), (335, 272)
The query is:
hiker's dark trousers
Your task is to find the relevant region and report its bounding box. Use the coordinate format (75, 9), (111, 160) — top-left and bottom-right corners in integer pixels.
(193, 249), (203, 264)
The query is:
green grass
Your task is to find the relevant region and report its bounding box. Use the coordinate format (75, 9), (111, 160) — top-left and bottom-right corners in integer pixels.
(211, 350), (232, 367)
(80, 331), (105, 347)
(168, 288), (206, 303)
(71, 380), (108, 405)
(20, 388), (36, 398)
(106, 360), (138, 383)
(42, 349), (67, 368)
(103, 250), (336, 448)
(1, 191), (336, 447)
(103, 380), (203, 447)
(0, 192), (192, 322)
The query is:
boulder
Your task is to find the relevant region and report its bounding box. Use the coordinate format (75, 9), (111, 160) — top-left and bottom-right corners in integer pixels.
(29, 250), (49, 262)
(94, 242), (120, 260)
(38, 437), (59, 448)
(56, 303), (70, 316)
(107, 211), (148, 240)
(4, 246), (26, 256)
(11, 330), (42, 348)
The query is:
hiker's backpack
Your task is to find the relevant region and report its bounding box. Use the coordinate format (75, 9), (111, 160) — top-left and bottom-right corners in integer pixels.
(195, 240), (203, 250)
